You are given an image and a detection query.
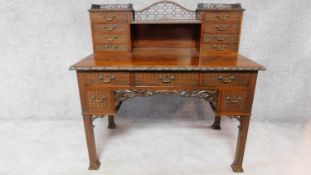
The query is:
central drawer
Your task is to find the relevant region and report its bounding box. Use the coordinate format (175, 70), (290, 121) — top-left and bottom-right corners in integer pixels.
(134, 72), (199, 86)
(79, 72), (130, 86)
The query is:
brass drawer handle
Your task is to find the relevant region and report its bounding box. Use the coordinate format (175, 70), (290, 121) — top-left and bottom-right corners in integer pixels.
(103, 15), (116, 21)
(158, 75), (175, 83)
(214, 35), (226, 41)
(99, 73), (115, 83)
(226, 96), (242, 104)
(213, 45), (226, 51)
(218, 75), (235, 83)
(91, 95), (106, 103)
(104, 26), (117, 31)
(104, 35), (118, 41)
(104, 45), (119, 51)
(216, 14), (230, 21)
(216, 25), (228, 31)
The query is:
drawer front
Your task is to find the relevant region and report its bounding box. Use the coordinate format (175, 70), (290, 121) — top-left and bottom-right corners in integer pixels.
(201, 44), (238, 53)
(79, 72), (130, 86)
(203, 11), (241, 23)
(83, 90), (114, 113)
(202, 73), (251, 87)
(95, 44), (129, 52)
(134, 73), (199, 86)
(91, 12), (129, 23)
(94, 34), (128, 44)
(203, 24), (240, 34)
(220, 90), (249, 113)
(93, 24), (128, 34)
(203, 34), (239, 44)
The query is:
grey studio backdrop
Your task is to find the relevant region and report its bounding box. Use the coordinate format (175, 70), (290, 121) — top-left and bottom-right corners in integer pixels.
(0, 0), (311, 123)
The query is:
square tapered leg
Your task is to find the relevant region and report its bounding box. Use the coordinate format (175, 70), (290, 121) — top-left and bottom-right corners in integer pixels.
(83, 115), (101, 170)
(231, 116), (250, 173)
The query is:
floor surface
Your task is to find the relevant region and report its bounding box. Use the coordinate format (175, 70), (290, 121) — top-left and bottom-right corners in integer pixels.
(1, 96), (310, 175)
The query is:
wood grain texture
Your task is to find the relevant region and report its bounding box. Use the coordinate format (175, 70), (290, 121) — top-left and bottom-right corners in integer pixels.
(73, 2), (264, 173)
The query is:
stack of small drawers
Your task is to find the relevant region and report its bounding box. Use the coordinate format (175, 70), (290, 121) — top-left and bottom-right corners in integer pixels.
(89, 5), (133, 53)
(199, 7), (244, 54)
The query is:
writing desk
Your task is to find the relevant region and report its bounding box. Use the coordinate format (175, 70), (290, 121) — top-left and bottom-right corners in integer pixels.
(70, 1), (265, 173)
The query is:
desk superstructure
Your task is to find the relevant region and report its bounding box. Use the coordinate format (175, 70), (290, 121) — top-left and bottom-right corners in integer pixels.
(70, 1), (265, 172)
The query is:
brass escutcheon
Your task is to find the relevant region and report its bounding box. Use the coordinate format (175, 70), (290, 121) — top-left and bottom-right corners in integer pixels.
(158, 75), (175, 83)
(218, 75), (235, 83)
(98, 73), (115, 83)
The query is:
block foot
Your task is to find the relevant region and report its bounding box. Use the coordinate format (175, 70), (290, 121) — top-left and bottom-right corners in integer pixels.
(88, 160), (101, 170)
(231, 164), (244, 173)
(107, 115), (116, 129)
(211, 123), (221, 130)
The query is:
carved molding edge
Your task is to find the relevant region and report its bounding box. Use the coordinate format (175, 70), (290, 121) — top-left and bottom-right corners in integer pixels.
(114, 89), (218, 109)
(69, 66), (266, 71)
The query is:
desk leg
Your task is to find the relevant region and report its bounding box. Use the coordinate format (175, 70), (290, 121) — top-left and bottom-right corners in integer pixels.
(231, 115), (250, 173)
(212, 115), (221, 130)
(107, 115), (116, 129)
(83, 115), (101, 170)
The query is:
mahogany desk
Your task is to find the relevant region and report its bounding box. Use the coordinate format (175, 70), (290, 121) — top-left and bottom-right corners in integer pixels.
(70, 2), (265, 173)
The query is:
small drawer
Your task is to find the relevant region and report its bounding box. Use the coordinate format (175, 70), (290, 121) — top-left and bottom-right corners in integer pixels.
(83, 90), (114, 113)
(93, 24), (128, 34)
(203, 11), (241, 23)
(202, 73), (251, 87)
(134, 72), (199, 86)
(203, 34), (239, 44)
(79, 72), (130, 86)
(220, 90), (249, 113)
(203, 24), (240, 34)
(94, 34), (128, 44)
(95, 44), (129, 52)
(91, 12), (129, 23)
(201, 44), (238, 53)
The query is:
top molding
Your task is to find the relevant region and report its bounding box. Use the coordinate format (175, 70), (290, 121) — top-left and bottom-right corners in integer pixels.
(89, 1), (244, 12)
(197, 3), (244, 11)
(89, 4), (133, 12)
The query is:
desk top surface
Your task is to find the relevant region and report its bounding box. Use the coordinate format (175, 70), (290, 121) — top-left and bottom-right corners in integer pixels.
(70, 48), (265, 71)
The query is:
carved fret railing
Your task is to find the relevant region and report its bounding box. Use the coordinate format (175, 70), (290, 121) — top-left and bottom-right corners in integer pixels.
(114, 89), (218, 111)
(134, 1), (196, 21)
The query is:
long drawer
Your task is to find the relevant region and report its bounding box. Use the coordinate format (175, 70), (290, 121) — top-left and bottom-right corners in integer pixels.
(134, 72), (199, 86)
(79, 72), (130, 86)
(95, 44), (129, 52)
(202, 73), (251, 87)
(203, 24), (240, 34)
(94, 34), (128, 44)
(203, 34), (239, 44)
(93, 24), (129, 34)
(201, 44), (238, 53)
(203, 11), (241, 23)
(90, 12), (129, 23)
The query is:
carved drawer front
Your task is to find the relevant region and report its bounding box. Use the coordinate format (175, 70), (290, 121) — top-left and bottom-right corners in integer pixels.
(220, 90), (250, 113)
(203, 24), (240, 34)
(93, 24), (129, 34)
(201, 44), (238, 53)
(134, 72), (199, 86)
(95, 44), (129, 52)
(94, 34), (128, 44)
(203, 11), (241, 23)
(83, 90), (114, 113)
(203, 34), (239, 44)
(91, 12), (129, 23)
(80, 72), (130, 86)
(203, 73), (251, 87)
